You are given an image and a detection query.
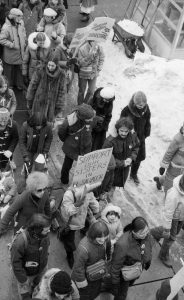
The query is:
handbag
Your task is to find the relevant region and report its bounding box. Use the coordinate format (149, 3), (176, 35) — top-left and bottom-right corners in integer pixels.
(121, 262), (142, 281)
(86, 259), (106, 281)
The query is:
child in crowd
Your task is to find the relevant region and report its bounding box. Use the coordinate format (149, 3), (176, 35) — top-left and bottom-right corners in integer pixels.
(0, 75), (17, 116)
(46, 0), (66, 24)
(101, 203), (123, 246)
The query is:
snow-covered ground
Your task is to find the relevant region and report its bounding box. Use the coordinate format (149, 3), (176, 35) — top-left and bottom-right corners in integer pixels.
(97, 31), (184, 229)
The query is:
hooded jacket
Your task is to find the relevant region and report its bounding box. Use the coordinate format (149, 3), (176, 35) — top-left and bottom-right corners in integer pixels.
(32, 268), (80, 300)
(22, 32), (51, 80)
(163, 175), (184, 230)
(101, 204), (123, 243)
(160, 128), (184, 170)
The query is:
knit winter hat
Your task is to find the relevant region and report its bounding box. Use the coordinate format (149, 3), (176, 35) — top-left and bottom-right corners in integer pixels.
(9, 8), (23, 17)
(100, 87), (115, 100)
(43, 8), (57, 17)
(50, 271), (72, 295)
(133, 91), (147, 105)
(0, 108), (10, 123)
(76, 103), (95, 121)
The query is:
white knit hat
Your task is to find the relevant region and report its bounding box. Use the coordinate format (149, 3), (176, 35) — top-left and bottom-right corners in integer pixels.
(100, 87), (115, 100)
(9, 8), (23, 17)
(43, 8), (57, 17)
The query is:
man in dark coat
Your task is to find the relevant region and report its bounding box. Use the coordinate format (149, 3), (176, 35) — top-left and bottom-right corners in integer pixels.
(89, 86), (115, 151)
(58, 103), (95, 185)
(120, 91), (151, 184)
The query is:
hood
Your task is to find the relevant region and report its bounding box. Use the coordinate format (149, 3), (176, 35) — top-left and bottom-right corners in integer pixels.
(28, 32), (51, 50)
(46, 66), (61, 78)
(173, 175), (184, 196)
(128, 97), (147, 118)
(101, 203), (121, 223)
(33, 268), (60, 298)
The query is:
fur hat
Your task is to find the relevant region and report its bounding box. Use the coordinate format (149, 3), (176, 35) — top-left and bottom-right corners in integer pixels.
(100, 87), (115, 100)
(43, 8), (57, 17)
(102, 204), (121, 219)
(0, 108), (10, 123)
(76, 103), (95, 121)
(133, 91), (147, 105)
(50, 271), (72, 295)
(9, 8), (23, 17)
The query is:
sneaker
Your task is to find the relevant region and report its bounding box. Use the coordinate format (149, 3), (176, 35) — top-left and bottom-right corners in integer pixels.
(130, 174), (140, 184)
(153, 177), (162, 190)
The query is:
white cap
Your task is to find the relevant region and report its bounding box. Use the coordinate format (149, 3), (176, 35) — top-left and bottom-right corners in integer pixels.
(43, 8), (57, 17)
(100, 87), (115, 100)
(9, 8), (23, 17)
(35, 154), (45, 164)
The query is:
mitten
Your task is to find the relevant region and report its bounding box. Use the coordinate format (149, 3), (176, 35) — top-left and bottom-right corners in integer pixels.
(159, 167), (165, 175)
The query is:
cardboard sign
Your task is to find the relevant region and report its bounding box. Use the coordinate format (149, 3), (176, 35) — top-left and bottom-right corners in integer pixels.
(69, 27), (90, 49)
(72, 148), (113, 187)
(167, 265), (184, 299)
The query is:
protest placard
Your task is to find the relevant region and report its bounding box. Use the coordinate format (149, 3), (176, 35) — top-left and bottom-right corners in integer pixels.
(72, 148), (113, 187)
(167, 263), (184, 299)
(69, 27), (90, 49)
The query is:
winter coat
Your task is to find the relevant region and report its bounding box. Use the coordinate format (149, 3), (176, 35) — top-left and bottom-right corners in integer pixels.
(33, 268), (80, 300)
(19, 121), (53, 159)
(0, 174), (17, 201)
(0, 88), (17, 115)
(101, 204), (123, 243)
(19, 0), (42, 37)
(77, 41), (104, 79)
(103, 133), (139, 187)
(0, 18), (26, 64)
(10, 229), (50, 283)
(163, 175), (184, 230)
(37, 18), (66, 49)
(89, 87), (113, 132)
(61, 189), (99, 230)
(71, 236), (109, 288)
(160, 129), (184, 170)
(111, 231), (153, 285)
(0, 120), (19, 154)
(120, 98), (151, 161)
(46, 0), (66, 24)
(26, 66), (66, 122)
(22, 32), (51, 80)
(0, 190), (51, 233)
(58, 111), (93, 160)
(0, 3), (9, 28)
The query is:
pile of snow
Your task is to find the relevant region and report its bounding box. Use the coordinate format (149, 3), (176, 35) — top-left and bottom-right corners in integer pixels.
(118, 19), (144, 37)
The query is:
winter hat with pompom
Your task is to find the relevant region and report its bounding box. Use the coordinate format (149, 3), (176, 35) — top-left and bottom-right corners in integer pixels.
(100, 87), (115, 101)
(76, 103), (95, 121)
(50, 271), (72, 295)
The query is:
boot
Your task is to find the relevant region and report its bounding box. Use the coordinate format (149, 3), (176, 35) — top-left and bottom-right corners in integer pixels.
(159, 238), (173, 268)
(67, 252), (74, 269)
(130, 161), (141, 184)
(130, 173), (140, 184)
(153, 176), (162, 190)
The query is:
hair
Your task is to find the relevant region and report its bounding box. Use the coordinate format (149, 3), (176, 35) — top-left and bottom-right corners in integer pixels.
(124, 216), (148, 233)
(87, 220), (109, 240)
(36, 32), (46, 42)
(27, 112), (47, 128)
(27, 213), (51, 230)
(26, 171), (49, 192)
(115, 117), (134, 131)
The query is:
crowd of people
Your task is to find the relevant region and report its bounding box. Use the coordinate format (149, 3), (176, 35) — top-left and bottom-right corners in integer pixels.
(0, 1), (183, 300)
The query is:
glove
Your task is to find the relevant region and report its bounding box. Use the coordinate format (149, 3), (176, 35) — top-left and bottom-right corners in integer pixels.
(115, 159), (125, 168)
(67, 57), (78, 66)
(124, 158), (132, 167)
(23, 75), (29, 87)
(159, 167), (165, 175)
(4, 150), (12, 159)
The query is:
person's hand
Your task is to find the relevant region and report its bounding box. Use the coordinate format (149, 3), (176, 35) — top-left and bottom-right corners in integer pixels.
(4, 150), (12, 159)
(67, 57), (78, 66)
(3, 194), (11, 204)
(159, 167), (165, 175)
(51, 31), (57, 40)
(124, 158), (132, 166)
(23, 75), (29, 87)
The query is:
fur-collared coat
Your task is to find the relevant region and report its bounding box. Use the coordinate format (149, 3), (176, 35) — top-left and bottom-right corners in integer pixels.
(26, 65), (66, 122)
(121, 98), (151, 161)
(22, 32), (51, 80)
(19, 0), (42, 37)
(0, 18), (26, 64)
(33, 268), (80, 300)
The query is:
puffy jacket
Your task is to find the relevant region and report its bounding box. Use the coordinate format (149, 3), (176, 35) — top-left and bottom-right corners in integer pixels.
(33, 268), (79, 300)
(111, 231), (153, 284)
(71, 236), (109, 288)
(0, 18), (26, 64)
(163, 175), (184, 230)
(61, 189), (99, 230)
(58, 112), (93, 160)
(161, 129), (184, 170)
(10, 229), (49, 283)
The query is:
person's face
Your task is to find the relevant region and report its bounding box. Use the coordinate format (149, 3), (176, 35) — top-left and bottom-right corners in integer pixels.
(33, 185), (47, 198)
(118, 126), (129, 139)
(37, 40), (45, 48)
(55, 292), (72, 300)
(15, 15), (23, 23)
(106, 212), (118, 224)
(44, 16), (53, 23)
(96, 235), (109, 245)
(134, 100), (146, 110)
(0, 119), (8, 131)
(41, 226), (50, 236)
(133, 226), (149, 240)
(85, 117), (94, 124)
(0, 83), (7, 94)
(52, 0), (58, 5)
(47, 61), (57, 72)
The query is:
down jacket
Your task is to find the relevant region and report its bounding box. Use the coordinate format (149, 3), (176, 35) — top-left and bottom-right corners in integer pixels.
(111, 231), (153, 285)
(58, 111), (93, 160)
(22, 32), (51, 80)
(0, 18), (26, 64)
(163, 175), (184, 230)
(61, 189), (99, 230)
(33, 268), (80, 300)
(160, 128), (184, 170)
(121, 98), (151, 161)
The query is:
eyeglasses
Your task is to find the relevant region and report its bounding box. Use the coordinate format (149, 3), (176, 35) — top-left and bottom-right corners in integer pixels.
(36, 187), (47, 193)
